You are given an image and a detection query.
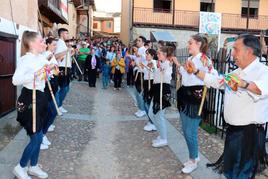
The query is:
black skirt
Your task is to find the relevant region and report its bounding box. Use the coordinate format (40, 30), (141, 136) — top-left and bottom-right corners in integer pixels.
(134, 71), (144, 93)
(143, 79), (153, 105)
(44, 76), (58, 101)
(16, 87), (48, 135)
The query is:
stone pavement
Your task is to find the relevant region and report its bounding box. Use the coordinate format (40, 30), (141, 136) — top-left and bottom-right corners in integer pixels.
(0, 80), (267, 179)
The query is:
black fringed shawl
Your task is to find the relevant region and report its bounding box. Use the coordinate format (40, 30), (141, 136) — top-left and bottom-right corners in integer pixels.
(207, 124), (268, 179)
(177, 85), (204, 118)
(150, 83), (171, 114)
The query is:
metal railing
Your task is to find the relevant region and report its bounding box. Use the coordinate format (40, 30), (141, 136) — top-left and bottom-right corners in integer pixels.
(133, 7), (268, 30)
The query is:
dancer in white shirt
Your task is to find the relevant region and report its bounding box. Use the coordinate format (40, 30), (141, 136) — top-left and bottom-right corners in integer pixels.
(12, 31), (51, 179)
(173, 34), (211, 174)
(148, 46), (173, 148)
(141, 49), (157, 132)
(134, 36), (147, 118)
(187, 34), (268, 178)
(54, 28), (70, 114)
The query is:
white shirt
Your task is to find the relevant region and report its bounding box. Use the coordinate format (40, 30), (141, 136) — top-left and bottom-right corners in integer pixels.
(12, 52), (49, 92)
(131, 54), (146, 73)
(42, 51), (58, 65)
(153, 60), (172, 84)
(180, 53), (209, 86)
(204, 58), (268, 125)
(138, 46), (146, 60)
(141, 59), (157, 80)
(55, 39), (72, 68)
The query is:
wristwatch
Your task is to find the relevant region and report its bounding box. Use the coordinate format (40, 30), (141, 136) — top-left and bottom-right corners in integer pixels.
(194, 69), (200, 75)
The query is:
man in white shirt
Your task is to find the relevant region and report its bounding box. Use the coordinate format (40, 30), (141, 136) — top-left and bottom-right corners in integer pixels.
(54, 28), (70, 114)
(187, 34), (268, 178)
(134, 36), (147, 118)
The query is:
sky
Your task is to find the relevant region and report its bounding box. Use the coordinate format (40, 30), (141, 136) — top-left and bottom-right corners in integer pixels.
(95, 0), (121, 12)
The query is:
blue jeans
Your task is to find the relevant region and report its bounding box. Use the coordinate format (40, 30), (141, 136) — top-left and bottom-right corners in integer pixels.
(56, 85), (70, 107)
(43, 100), (57, 134)
(20, 131), (43, 167)
(102, 75), (109, 88)
(180, 112), (201, 159)
(135, 89), (145, 111)
(144, 101), (153, 124)
(224, 130), (254, 179)
(149, 102), (167, 140)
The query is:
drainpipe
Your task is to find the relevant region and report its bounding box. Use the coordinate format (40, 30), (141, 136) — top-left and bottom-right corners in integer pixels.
(87, 10), (90, 37)
(246, 0), (250, 31)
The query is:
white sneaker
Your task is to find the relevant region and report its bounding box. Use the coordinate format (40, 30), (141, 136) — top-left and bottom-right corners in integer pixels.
(50, 124), (55, 128)
(59, 106), (68, 113)
(144, 122), (157, 132)
(152, 136), (161, 144)
(47, 125), (54, 132)
(152, 139), (168, 148)
(136, 110), (146, 118)
(58, 111), (63, 116)
(13, 164), (31, 179)
(182, 161), (198, 174)
(40, 144), (49, 150)
(134, 110), (141, 116)
(42, 135), (51, 146)
(183, 157), (200, 167)
(28, 165), (48, 179)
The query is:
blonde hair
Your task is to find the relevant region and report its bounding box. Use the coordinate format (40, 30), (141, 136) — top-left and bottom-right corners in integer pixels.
(21, 31), (39, 56)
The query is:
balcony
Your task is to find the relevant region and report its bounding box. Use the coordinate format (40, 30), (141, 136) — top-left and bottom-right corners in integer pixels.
(38, 0), (68, 24)
(133, 7), (268, 31)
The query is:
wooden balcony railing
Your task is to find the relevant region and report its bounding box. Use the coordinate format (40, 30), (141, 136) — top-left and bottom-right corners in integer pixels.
(133, 7), (268, 30)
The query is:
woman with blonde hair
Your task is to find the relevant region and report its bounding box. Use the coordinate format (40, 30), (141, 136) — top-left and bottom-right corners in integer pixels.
(12, 31), (51, 179)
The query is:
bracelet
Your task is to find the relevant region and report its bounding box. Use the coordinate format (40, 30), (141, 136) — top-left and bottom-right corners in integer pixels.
(243, 81), (250, 89)
(194, 69), (200, 75)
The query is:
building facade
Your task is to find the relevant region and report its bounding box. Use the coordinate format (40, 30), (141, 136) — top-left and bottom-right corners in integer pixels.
(121, 0), (268, 46)
(93, 11), (121, 36)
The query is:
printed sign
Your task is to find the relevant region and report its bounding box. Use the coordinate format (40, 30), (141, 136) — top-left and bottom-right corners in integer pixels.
(199, 12), (221, 35)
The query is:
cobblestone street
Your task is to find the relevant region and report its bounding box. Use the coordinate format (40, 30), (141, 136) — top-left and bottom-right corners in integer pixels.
(37, 81), (187, 179)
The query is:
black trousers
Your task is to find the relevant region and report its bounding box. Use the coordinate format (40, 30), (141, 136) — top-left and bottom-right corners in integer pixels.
(127, 68), (134, 86)
(114, 69), (122, 88)
(88, 69), (97, 87)
(77, 60), (86, 80)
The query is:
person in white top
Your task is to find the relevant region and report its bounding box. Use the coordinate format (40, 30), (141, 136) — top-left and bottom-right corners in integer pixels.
(186, 34), (268, 178)
(141, 49), (157, 132)
(54, 28), (70, 114)
(148, 46), (173, 148)
(134, 36), (147, 118)
(41, 37), (60, 150)
(12, 31), (50, 179)
(173, 34), (212, 174)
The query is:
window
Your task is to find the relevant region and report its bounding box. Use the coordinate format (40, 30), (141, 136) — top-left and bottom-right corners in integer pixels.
(93, 22), (98, 29)
(241, 0), (259, 18)
(200, 0), (215, 12)
(106, 22), (112, 29)
(153, 0), (172, 13)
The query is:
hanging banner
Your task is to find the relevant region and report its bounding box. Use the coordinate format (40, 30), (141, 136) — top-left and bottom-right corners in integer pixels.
(199, 12), (221, 35)
(60, 0), (68, 21)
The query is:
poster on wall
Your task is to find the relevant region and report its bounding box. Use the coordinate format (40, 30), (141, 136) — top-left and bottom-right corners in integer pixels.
(199, 12), (222, 52)
(60, 0), (68, 21)
(199, 12), (221, 35)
